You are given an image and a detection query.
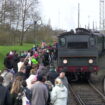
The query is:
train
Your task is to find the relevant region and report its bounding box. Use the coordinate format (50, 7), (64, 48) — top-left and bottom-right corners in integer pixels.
(57, 28), (105, 81)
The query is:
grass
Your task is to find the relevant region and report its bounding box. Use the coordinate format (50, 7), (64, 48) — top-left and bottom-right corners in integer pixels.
(0, 43), (33, 71)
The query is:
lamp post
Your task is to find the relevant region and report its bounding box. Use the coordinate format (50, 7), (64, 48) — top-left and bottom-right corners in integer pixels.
(34, 21), (37, 45)
(34, 20), (41, 45)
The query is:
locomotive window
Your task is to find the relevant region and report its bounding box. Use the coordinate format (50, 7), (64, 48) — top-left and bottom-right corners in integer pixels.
(90, 37), (95, 46)
(68, 42), (88, 49)
(60, 38), (66, 46)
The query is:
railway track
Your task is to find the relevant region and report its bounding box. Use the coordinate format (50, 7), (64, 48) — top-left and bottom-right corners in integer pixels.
(69, 81), (105, 105)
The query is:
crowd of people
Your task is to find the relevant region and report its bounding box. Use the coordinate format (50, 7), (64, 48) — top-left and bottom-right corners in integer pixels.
(0, 43), (69, 105)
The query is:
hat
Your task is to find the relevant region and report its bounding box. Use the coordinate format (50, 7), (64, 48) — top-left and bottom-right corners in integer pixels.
(60, 67), (68, 73)
(60, 69), (66, 73)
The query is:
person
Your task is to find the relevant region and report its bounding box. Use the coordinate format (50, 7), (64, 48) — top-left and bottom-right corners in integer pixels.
(37, 63), (45, 74)
(16, 65), (26, 80)
(26, 69), (37, 89)
(1, 68), (14, 88)
(10, 76), (23, 105)
(0, 76), (10, 105)
(45, 81), (53, 105)
(17, 57), (24, 72)
(24, 59), (32, 78)
(21, 80), (32, 102)
(47, 66), (58, 85)
(33, 51), (39, 60)
(31, 75), (48, 105)
(41, 41), (46, 49)
(57, 70), (69, 89)
(57, 70), (70, 105)
(4, 53), (13, 70)
(42, 50), (50, 66)
(12, 53), (19, 73)
(50, 78), (68, 105)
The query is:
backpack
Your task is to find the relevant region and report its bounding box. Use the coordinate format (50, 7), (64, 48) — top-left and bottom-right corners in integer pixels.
(22, 91), (30, 105)
(14, 93), (22, 105)
(14, 88), (31, 105)
(14, 87), (23, 105)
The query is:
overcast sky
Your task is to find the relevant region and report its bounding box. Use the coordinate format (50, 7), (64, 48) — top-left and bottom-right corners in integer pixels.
(39, 0), (99, 31)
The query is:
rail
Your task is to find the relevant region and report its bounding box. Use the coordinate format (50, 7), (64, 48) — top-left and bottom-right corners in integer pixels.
(69, 81), (105, 105)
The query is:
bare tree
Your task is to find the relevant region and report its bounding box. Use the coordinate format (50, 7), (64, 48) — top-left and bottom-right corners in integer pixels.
(15, 0), (38, 45)
(0, 0), (39, 45)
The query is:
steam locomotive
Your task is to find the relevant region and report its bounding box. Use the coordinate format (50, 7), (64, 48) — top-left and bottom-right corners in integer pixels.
(57, 28), (105, 80)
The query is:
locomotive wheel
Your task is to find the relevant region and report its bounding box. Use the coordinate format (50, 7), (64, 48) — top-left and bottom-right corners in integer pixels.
(85, 72), (90, 80)
(80, 72), (90, 81)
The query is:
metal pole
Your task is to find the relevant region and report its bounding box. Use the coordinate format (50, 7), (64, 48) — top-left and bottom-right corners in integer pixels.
(88, 16), (90, 29)
(100, 0), (104, 30)
(78, 3), (80, 28)
(93, 21), (94, 30)
(34, 21), (37, 44)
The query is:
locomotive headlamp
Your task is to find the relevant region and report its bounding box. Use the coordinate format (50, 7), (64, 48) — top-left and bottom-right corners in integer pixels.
(88, 59), (93, 64)
(63, 59), (68, 64)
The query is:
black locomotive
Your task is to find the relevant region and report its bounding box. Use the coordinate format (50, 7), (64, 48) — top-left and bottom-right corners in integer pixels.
(57, 28), (105, 80)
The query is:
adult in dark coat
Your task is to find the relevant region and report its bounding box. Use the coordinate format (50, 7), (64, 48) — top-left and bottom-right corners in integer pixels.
(0, 76), (10, 105)
(12, 54), (20, 73)
(22, 80), (32, 101)
(42, 51), (50, 66)
(4, 53), (13, 69)
(24, 59), (32, 78)
(47, 67), (58, 85)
